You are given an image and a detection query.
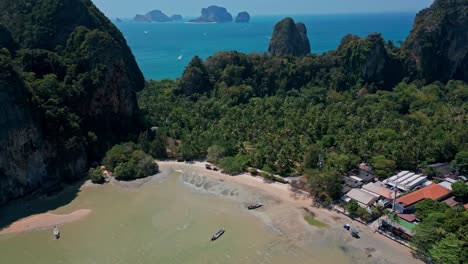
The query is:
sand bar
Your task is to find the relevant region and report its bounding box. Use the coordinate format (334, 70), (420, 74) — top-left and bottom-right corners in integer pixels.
(0, 209), (92, 234)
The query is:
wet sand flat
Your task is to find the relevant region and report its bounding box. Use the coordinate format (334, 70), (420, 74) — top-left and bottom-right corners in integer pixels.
(0, 162), (420, 264)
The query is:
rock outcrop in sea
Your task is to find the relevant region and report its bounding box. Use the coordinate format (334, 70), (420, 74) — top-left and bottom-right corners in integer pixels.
(134, 10), (172, 22)
(190, 6), (233, 23)
(268, 17), (310, 57)
(0, 0), (144, 205)
(403, 0), (468, 83)
(171, 14), (183, 21)
(235, 12), (250, 23)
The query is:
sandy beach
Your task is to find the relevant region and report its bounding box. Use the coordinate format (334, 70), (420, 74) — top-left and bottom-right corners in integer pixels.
(0, 161), (420, 263)
(158, 161), (421, 264)
(0, 209), (92, 235)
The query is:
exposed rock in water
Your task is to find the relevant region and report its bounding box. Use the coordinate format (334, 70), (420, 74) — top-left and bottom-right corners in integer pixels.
(115, 18), (122, 23)
(404, 0), (468, 83)
(171, 14), (183, 21)
(190, 6), (233, 23)
(134, 10), (172, 22)
(268, 17), (310, 57)
(235, 12), (250, 23)
(0, 0), (144, 205)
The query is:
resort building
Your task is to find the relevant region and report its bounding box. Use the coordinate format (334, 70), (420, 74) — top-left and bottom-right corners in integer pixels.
(394, 184), (451, 213)
(361, 182), (398, 207)
(344, 188), (379, 208)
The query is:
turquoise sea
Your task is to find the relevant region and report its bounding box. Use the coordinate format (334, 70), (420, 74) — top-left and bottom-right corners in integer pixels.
(116, 13), (416, 80)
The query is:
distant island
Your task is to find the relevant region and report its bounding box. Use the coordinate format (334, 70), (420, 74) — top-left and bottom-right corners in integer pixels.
(133, 10), (172, 22)
(190, 6), (233, 23)
(171, 14), (182, 21)
(235, 12), (250, 23)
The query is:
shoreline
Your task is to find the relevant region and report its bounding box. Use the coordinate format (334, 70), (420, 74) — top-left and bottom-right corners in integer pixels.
(158, 160), (421, 264)
(0, 161), (420, 263)
(0, 209), (92, 235)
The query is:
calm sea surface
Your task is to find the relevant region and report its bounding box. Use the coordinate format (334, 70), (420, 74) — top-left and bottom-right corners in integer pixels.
(116, 13), (416, 80)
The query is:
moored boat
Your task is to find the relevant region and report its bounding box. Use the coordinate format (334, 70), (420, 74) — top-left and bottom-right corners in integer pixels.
(211, 228), (225, 241)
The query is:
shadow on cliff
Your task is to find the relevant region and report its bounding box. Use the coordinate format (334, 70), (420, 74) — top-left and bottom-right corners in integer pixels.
(0, 178), (87, 230)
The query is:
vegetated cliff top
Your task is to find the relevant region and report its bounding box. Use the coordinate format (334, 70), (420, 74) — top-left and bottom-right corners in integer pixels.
(0, 0), (144, 205)
(404, 0), (468, 82)
(268, 17), (310, 57)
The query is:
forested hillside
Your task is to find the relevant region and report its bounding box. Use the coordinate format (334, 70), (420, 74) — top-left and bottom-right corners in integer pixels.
(138, 0), (468, 180)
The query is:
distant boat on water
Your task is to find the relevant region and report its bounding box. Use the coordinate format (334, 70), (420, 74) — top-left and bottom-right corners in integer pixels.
(144, 31), (149, 34)
(177, 54), (183, 60)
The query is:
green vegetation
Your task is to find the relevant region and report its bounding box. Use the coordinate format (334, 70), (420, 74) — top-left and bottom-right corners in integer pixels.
(139, 59), (467, 200)
(411, 201), (468, 263)
(452, 151), (468, 174)
(103, 143), (159, 181)
(259, 171), (289, 184)
(303, 215), (327, 228)
(451, 182), (468, 200)
(88, 167), (105, 184)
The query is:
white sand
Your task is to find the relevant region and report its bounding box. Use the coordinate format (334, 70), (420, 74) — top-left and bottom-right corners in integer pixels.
(0, 209), (92, 235)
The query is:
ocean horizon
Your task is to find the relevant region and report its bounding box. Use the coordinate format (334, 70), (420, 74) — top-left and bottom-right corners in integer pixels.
(115, 13), (416, 80)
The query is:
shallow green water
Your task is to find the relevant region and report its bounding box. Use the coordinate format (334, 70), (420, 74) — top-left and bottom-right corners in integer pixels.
(0, 171), (356, 264)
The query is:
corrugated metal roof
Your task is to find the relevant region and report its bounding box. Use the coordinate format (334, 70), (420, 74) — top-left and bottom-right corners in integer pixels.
(362, 182), (395, 199)
(346, 188), (379, 206)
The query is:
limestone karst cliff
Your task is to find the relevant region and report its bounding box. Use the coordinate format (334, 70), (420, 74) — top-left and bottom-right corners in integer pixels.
(0, 0), (144, 205)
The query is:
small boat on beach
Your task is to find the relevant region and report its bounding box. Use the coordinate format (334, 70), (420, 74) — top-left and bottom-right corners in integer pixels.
(247, 203), (263, 210)
(350, 227), (360, 238)
(211, 228), (225, 241)
(53, 226), (60, 239)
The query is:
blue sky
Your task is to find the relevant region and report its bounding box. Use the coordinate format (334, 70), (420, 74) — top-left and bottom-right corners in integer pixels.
(92, 0), (434, 18)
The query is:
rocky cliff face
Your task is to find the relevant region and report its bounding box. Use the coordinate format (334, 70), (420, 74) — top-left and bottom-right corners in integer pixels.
(404, 0), (468, 83)
(268, 18), (310, 57)
(190, 6), (233, 23)
(235, 12), (250, 23)
(338, 33), (388, 83)
(0, 0), (144, 205)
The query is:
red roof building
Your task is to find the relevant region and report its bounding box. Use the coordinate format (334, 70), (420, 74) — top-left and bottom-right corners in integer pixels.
(396, 184), (451, 208)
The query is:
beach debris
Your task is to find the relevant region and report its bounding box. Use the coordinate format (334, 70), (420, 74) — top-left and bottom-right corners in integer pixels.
(247, 202), (263, 210)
